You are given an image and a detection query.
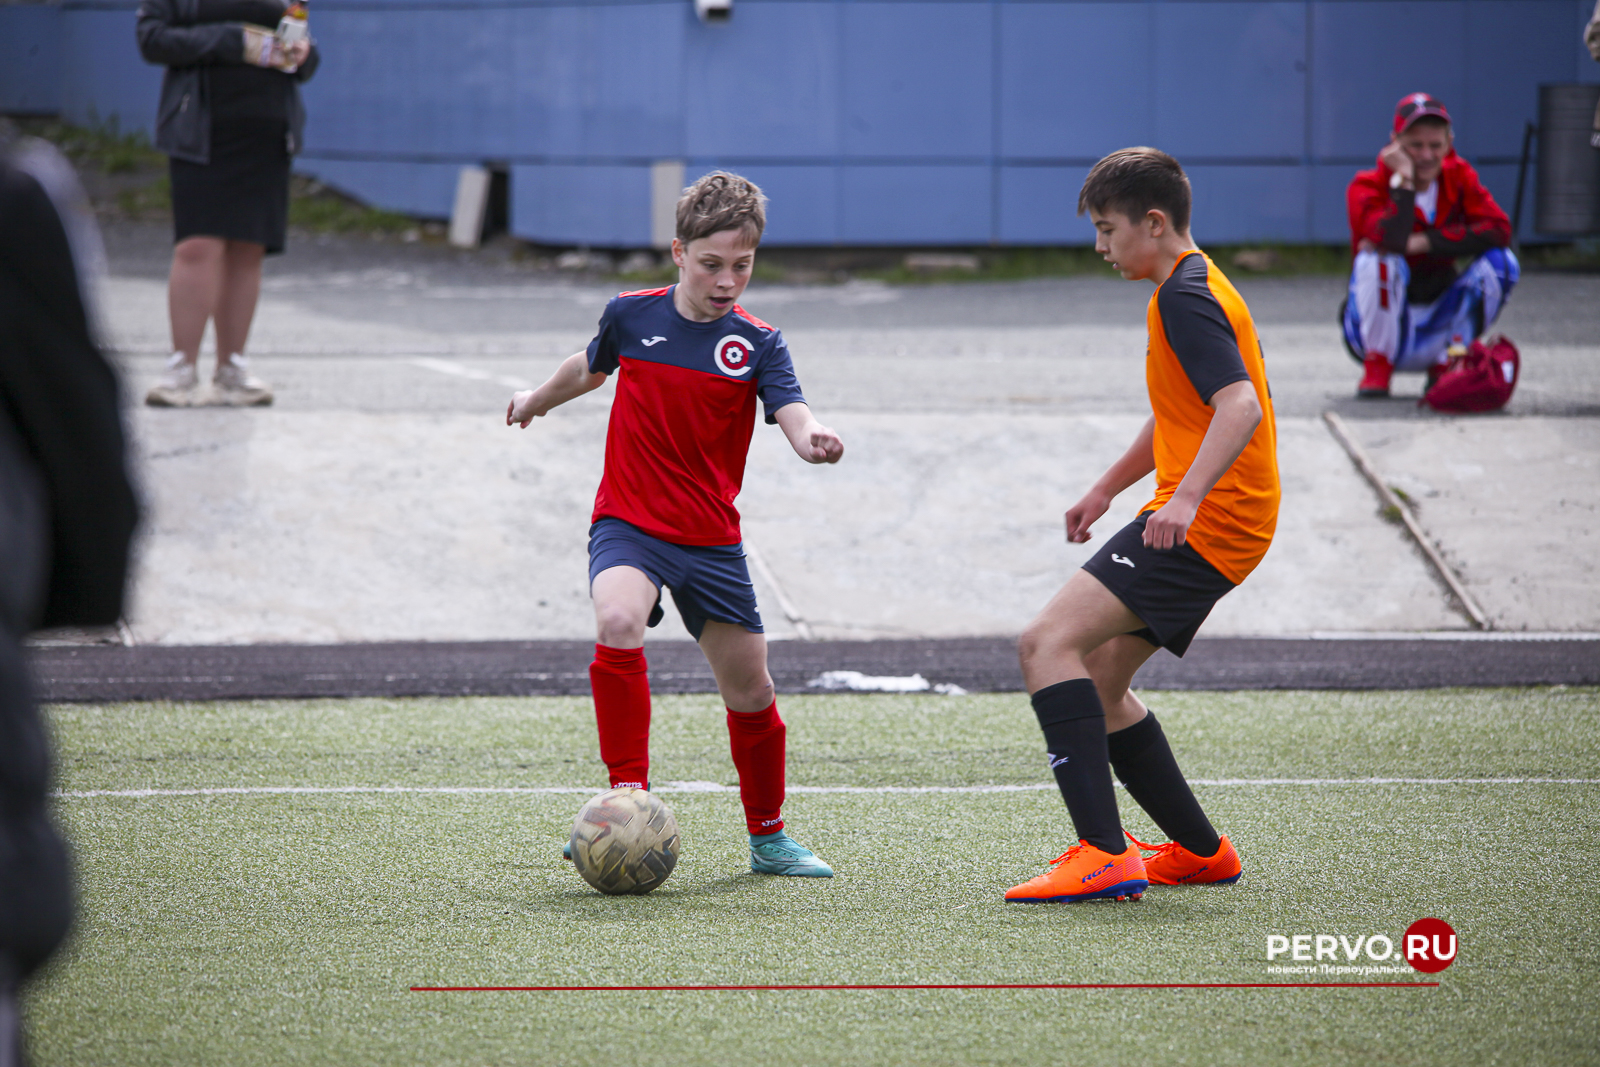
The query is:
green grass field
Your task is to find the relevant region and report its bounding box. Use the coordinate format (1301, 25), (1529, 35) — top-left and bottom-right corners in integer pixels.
(27, 688), (1600, 1066)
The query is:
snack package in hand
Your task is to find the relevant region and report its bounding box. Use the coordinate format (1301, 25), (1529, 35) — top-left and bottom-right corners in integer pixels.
(276, 0), (309, 47)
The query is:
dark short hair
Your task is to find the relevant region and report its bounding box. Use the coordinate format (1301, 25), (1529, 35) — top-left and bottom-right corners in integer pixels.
(676, 171), (766, 245)
(1077, 148), (1192, 234)
(1404, 114), (1451, 133)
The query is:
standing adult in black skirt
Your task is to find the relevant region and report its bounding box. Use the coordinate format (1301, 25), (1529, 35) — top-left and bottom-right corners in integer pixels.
(137, 0), (320, 406)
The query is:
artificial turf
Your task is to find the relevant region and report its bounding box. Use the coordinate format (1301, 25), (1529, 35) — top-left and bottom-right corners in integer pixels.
(26, 688), (1600, 1066)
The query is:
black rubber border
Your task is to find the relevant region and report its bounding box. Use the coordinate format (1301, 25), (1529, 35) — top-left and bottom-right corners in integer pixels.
(28, 637), (1600, 702)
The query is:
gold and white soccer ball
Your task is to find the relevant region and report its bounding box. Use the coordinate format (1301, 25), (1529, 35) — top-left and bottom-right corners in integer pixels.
(569, 787), (680, 895)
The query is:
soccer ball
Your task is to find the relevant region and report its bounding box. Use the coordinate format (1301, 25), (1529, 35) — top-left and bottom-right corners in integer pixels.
(569, 787), (680, 895)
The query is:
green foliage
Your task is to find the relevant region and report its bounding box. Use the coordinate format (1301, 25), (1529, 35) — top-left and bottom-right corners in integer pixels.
(22, 115), (164, 175)
(116, 174), (170, 217)
(287, 178), (414, 234)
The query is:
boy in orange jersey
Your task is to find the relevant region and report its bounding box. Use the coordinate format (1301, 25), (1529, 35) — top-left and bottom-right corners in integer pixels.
(1005, 148), (1278, 903)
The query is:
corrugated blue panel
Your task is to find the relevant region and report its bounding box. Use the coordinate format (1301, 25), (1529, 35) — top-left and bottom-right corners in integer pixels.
(553, 4), (685, 158)
(999, 3), (1154, 159)
(60, 9), (161, 137)
(1311, 2), (1468, 161)
(685, 3), (840, 157)
(0, 5), (62, 114)
(998, 165), (1094, 245)
(406, 8), (522, 159)
(840, 3), (992, 159)
(1186, 164), (1309, 244)
(837, 165), (991, 244)
(700, 164), (837, 245)
(300, 11), (410, 156)
(1463, 2), (1574, 158)
(1471, 162), (1536, 243)
(1310, 163), (1356, 245)
(306, 5), (684, 161)
(1155, 2), (1306, 159)
(510, 163), (651, 246)
(296, 158), (460, 218)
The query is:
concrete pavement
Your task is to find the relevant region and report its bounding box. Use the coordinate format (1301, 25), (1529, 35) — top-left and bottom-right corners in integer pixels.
(94, 225), (1600, 645)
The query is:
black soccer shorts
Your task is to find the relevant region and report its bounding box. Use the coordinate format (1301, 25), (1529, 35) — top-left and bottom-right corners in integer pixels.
(1080, 511), (1237, 657)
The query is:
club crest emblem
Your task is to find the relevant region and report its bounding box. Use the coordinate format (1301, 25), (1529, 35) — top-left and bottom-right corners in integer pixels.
(713, 335), (755, 377)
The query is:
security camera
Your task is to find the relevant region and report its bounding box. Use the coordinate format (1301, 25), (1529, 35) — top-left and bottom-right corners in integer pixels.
(695, 0), (730, 22)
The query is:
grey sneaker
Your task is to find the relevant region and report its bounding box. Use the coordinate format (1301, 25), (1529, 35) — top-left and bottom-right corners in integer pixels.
(214, 356), (273, 406)
(750, 831), (834, 877)
(145, 353), (198, 407)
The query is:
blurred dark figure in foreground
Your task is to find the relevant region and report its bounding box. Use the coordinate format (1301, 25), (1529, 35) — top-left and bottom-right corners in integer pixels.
(0, 124), (138, 1065)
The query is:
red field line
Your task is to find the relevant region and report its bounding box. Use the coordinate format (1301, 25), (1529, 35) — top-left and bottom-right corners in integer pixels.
(411, 982), (1438, 992)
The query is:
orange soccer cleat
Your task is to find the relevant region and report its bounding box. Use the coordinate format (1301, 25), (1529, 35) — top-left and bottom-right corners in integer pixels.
(1004, 840), (1148, 904)
(1127, 832), (1242, 886)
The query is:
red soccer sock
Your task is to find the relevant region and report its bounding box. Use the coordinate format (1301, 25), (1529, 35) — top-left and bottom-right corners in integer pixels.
(589, 644), (651, 789)
(727, 701), (786, 835)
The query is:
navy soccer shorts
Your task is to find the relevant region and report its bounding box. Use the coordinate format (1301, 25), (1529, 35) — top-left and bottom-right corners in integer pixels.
(1080, 511), (1237, 657)
(587, 518), (764, 640)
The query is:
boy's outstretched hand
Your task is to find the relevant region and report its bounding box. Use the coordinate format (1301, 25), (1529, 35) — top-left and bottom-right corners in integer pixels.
(1064, 489), (1111, 543)
(507, 390), (544, 428)
(506, 352), (609, 428)
(800, 425), (844, 464)
(774, 403), (844, 465)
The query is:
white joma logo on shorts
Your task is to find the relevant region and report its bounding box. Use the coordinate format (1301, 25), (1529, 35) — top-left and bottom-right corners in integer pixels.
(1112, 554), (1135, 568)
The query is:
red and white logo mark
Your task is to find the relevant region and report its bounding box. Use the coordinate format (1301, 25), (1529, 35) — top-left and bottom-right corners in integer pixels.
(1404, 917), (1457, 973)
(713, 335), (754, 377)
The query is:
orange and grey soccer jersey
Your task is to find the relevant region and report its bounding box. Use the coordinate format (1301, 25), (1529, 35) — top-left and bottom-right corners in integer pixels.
(1143, 250), (1280, 584)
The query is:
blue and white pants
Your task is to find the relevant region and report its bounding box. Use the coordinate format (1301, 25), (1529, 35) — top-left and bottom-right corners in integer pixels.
(1342, 247), (1519, 371)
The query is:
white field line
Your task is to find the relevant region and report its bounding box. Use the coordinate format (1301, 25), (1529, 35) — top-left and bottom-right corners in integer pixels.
(53, 777), (1600, 800)
(407, 356), (531, 391)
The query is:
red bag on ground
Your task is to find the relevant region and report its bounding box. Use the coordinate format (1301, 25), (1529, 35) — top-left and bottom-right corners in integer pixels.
(1422, 336), (1519, 413)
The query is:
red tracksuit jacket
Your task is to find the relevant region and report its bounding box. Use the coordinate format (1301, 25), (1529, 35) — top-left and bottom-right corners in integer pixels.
(1346, 150), (1511, 304)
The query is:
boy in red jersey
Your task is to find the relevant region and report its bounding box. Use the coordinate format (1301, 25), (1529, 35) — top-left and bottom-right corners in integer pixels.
(1004, 149), (1277, 904)
(507, 172), (842, 877)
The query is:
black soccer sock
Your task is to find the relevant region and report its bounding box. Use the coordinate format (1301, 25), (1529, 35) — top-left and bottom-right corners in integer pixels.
(1030, 679), (1124, 854)
(1106, 711), (1221, 858)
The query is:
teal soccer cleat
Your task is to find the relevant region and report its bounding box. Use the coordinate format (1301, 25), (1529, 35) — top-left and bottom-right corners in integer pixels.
(750, 831), (833, 877)
(561, 838), (572, 861)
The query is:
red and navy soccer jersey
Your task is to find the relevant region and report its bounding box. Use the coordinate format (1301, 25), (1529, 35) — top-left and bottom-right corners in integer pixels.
(586, 286), (806, 546)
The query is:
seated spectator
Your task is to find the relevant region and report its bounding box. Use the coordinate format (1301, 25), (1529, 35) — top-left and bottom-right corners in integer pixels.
(1343, 93), (1518, 398)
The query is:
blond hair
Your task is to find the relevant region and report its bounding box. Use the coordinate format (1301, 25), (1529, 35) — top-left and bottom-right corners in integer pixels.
(676, 171), (766, 245)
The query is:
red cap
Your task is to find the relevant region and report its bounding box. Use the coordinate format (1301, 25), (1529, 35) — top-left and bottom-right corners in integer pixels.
(1394, 92), (1450, 133)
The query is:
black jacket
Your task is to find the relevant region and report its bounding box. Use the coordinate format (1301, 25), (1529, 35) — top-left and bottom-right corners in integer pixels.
(136, 0), (321, 164)
(0, 148), (137, 631)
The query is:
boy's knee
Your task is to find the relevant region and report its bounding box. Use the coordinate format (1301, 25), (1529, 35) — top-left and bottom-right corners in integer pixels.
(594, 603), (647, 646)
(1017, 623), (1056, 670)
(724, 672), (774, 712)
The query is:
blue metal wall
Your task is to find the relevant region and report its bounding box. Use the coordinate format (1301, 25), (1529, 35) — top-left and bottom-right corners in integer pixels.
(11, 0), (1600, 246)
